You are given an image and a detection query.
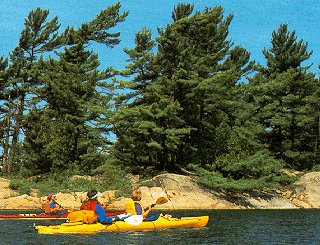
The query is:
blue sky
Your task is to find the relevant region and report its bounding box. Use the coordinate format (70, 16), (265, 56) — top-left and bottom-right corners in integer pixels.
(0, 0), (319, 74)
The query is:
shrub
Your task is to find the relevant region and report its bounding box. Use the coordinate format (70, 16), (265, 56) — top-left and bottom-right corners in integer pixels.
(188, 152), (297, 192)
(9, 178), (32, 195)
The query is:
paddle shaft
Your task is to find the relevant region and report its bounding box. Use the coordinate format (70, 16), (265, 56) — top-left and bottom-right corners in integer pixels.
(53, 200), (64, 209)
(146, 197), (168, 210)
(147, 201), (158, 210)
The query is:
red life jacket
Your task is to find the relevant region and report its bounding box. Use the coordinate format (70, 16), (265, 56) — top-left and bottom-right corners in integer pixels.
(45, 201), (55, 213)
(80, 200), (99, 211)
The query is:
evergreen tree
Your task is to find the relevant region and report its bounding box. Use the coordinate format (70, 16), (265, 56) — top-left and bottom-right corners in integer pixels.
(153, 4), (253, 168)
(0, 57), (9, 172)
(113, 4), (253, 172)
(112, 28), (162, 170)
(62, 2), (128, 47)
(115, 27), (157, 105)
(1, 8), (62, 174)
(23, 44), (113, 174)
(248, 24), (319, 169)
(1, 3), (127, 175)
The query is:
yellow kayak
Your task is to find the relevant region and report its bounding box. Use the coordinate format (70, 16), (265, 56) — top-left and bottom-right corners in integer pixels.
(35, 215), (209, 234)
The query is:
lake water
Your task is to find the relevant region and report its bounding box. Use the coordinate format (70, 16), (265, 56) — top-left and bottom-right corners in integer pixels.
(0, 209), (320, 244)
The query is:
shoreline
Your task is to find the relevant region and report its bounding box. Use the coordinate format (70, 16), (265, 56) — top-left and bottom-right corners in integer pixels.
(1, 172), (320, 210)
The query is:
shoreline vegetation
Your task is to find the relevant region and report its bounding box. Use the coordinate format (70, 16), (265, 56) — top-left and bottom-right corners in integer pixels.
(1, 172), (319, 210)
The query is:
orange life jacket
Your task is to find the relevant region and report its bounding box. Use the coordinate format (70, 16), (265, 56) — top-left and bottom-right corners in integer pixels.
(44, 201), (54, 213)
(80, 199), (99, 211)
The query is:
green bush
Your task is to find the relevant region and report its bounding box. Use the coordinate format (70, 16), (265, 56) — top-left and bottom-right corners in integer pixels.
(140, 179), (155, 188)
(311, 164), (320, 172)
(92, 159), (132, 196)
(8, 158), (132, 197)
(188, 159), (296, 192)
(65, 178), (97, 192)
(215, 150), (284, 180)
(9, 178), (32, 195)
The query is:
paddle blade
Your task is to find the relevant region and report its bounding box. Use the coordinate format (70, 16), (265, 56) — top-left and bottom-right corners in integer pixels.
(124, 215), (143, 226)
(156, 197), (168, 205)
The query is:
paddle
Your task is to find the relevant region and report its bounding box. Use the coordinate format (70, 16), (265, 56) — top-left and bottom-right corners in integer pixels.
(52, 200), (70, 214)
(124, 197), (168, 226)
(53, 200), (63, 208)
(150, 196), (168, 208)
(123, 215), (144, 226)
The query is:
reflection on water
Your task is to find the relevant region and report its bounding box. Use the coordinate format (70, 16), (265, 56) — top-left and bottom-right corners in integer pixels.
(1, 209), (320, 244)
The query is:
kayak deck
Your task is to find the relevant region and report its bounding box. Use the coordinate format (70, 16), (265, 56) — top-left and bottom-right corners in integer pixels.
(35, 215), (209, 234)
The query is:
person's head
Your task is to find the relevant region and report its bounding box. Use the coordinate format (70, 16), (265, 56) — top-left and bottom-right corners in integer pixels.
(87, 189), (98, 200)
(131, 189), (142, 201)
(47, 193), (55, 201)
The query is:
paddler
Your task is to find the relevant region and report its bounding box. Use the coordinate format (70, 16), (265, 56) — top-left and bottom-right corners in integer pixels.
(81, 189), (120, 224)
(125, 189), (152, 219)
(44, 193), (68, 215)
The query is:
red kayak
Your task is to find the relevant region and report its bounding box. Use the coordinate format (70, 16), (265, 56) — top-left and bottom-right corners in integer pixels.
(0, 211), (124, 220)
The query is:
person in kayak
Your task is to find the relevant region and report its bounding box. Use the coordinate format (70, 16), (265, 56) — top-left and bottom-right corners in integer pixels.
(125, 189), (152, 219)
(81, 189), (120, 224)
(45, 193), (68, 215)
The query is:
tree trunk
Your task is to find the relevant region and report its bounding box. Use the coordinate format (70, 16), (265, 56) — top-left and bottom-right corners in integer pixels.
(1, 114), (11, 174)
(1, 95), (12, 174)
(8, 93), (25, 173)
(315, 113), (320, 154)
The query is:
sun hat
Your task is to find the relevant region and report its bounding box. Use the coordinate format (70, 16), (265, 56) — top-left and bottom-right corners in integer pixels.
(48, 193), (55, 198)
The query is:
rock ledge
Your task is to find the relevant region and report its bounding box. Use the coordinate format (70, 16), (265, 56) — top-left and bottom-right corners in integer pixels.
(0, 172), (319, 210)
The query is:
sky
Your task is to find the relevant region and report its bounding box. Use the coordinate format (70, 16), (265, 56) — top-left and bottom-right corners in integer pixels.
(0, 0), (319, 74)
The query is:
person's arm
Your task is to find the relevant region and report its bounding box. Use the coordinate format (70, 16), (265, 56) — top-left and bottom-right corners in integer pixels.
(142, 206), (151, 218)
(49, 201), (60, 213)
(95, 203), (113, 224)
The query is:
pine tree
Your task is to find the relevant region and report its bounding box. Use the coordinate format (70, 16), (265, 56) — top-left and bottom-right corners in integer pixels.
(155, 4), (253, 168)
(113, 4), (253, 172)
(111, 28), (164, 170)
(248, 24), (319, 169)
(2, 4), (128, 175)
(62, 2), (128, 46)
(1, 8), (62, 174)
(114, 27), (157, 106)
(0, 57), (9, 173)
(23, 44), (113, 173)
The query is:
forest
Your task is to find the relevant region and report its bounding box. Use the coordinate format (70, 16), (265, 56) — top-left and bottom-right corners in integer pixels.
(0, 2), (319, 194)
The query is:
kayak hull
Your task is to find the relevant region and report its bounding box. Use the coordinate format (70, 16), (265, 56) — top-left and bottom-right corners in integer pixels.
(35, 215), (209, 234)
(0, 213), (69, 220)
(0, 211), (123, 220)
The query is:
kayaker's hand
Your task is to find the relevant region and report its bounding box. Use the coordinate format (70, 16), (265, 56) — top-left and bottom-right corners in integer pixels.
(142, 206), (152, 219)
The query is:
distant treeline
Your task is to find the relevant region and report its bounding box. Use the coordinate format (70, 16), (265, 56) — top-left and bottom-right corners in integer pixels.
(0, 3), (319, 191)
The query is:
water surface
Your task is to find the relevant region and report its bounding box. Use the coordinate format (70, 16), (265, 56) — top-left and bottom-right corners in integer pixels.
(0, 209), (319, 244)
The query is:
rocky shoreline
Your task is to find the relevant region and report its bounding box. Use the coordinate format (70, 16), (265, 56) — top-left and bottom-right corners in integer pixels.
(0, 172), (319, 210)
